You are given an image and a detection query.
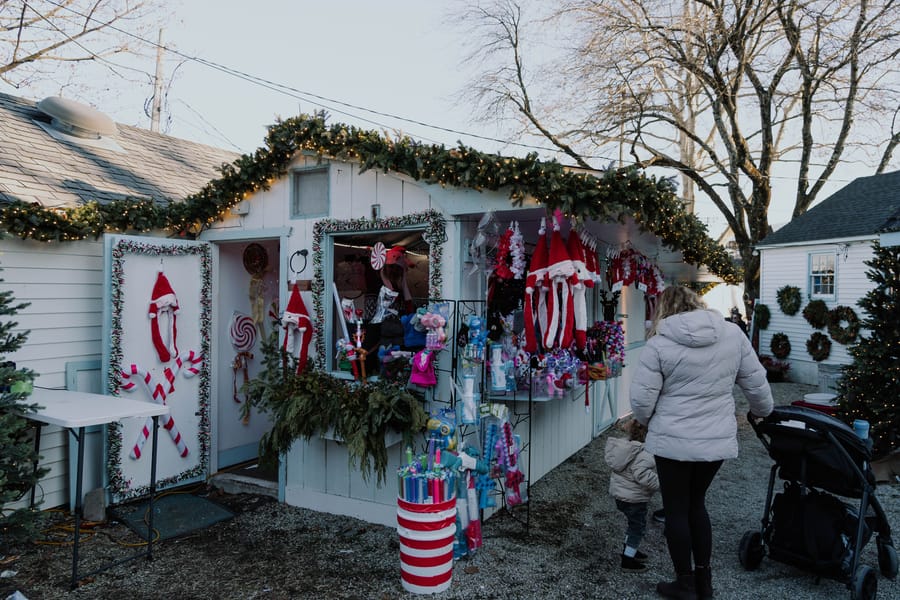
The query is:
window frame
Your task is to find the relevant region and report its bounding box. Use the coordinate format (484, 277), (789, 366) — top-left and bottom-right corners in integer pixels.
(290, 166), (330, 219)
(808, 251), (836, 300)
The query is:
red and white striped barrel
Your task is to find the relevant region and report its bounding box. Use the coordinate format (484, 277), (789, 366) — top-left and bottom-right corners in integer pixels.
(397, 496), (456, 594)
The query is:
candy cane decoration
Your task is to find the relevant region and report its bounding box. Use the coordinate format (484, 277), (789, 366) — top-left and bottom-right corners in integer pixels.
(120, 361), (200, 459)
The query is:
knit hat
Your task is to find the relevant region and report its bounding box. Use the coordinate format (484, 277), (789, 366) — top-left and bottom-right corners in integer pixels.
(282, 283), (313, 373)
(149, 271), (179, 363)
(523, 218), (549, 352)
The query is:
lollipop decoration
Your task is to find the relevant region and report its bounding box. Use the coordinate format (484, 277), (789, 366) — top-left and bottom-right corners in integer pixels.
(230, 312), (257, 424)
(370, 241), (386, 271)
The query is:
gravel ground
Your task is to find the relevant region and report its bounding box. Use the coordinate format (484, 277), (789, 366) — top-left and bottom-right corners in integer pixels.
(3, 381), (899, 599)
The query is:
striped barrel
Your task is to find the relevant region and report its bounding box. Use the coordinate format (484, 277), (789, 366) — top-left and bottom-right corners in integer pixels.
(397, 496), (456, 594)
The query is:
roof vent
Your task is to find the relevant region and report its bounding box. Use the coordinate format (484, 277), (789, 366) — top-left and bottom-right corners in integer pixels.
(36, 96), (118, 139)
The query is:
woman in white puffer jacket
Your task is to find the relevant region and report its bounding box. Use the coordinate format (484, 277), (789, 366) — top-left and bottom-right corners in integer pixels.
(630, 286), (773, 600)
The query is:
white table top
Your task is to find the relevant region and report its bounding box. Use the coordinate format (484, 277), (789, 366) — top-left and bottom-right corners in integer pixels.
(23, 388), (169, 429)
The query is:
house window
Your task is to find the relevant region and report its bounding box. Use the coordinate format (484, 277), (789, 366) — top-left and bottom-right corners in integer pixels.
(291, 167), (329, 218)
(809, 252), (835, 298)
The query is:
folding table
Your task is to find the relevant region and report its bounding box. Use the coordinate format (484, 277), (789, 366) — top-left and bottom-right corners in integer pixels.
(23, 388), (169, 589)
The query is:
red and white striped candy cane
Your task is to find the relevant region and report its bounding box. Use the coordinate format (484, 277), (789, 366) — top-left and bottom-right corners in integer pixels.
(120, 364), (189, 459)
(162, 350), (204, 393)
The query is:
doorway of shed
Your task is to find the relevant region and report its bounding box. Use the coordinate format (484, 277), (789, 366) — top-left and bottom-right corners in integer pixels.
(214, 239), (279, 470)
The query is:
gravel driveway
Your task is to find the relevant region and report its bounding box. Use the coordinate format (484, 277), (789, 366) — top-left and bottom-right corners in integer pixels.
(3, 381), (899, 599)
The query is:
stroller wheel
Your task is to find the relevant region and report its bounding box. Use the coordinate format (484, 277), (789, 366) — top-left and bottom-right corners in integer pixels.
(850, 565), (877, 600)
(739, 530), (764, 570)
(877, 537), (898, 580)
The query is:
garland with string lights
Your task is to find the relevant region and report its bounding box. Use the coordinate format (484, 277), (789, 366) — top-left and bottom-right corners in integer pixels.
(0, 113), (738, 283)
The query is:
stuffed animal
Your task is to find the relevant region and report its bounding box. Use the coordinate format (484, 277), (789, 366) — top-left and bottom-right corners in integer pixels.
(419, 311), (447, 350)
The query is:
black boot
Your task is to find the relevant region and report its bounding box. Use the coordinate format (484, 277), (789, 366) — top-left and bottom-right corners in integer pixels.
(695, 565), (713, 599)
(656, 571), (697, 600)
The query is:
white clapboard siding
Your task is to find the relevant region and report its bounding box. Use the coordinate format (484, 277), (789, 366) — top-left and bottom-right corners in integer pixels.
(1, 237), (105, 511)
(759, 241), (876, 385)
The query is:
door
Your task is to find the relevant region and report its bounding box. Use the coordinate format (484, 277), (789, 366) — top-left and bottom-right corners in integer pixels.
(214, 240), (278, 469)
(102, 234), (212, 503)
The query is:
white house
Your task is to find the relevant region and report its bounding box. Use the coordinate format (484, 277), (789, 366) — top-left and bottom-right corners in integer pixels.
(755, 169), (900, 387)
(2, 93), (735, 526)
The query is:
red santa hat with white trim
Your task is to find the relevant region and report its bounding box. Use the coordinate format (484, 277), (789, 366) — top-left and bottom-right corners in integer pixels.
(523, 219), (549, 353)
(149, 271), (179, 363)
(567, 228), (590, 350)
(544, 216), (576, 349)
(282, 282), (314, 373)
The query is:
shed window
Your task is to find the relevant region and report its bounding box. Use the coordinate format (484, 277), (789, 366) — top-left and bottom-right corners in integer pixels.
(291, 167), (329, 218)
(809, 252), (835, 298)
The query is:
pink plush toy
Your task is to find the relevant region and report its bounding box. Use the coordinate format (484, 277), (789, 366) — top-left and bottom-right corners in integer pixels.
(419, 312), (447, 350)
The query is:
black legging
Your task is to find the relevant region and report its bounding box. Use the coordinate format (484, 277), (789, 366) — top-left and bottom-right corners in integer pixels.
(654, 456), (723, 575)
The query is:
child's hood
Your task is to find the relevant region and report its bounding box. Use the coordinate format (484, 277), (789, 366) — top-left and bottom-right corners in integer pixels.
(604, 436), (642, 472)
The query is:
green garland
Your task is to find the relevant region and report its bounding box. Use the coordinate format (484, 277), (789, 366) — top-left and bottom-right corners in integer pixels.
(770, 332), (791, 359)
(776, 285), (802, 316)
(806, 331), (832, 361)
(827, 305), (860, 345)
(0, 113), (738, 283)
(754, 303), (771, 330)
(802, 299), (829, 329)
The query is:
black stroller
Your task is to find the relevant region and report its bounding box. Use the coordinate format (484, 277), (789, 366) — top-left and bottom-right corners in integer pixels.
(740, 405), (898, 599)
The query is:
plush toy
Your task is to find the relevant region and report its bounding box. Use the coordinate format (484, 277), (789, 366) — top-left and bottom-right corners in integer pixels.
(419, 311), (447, 350)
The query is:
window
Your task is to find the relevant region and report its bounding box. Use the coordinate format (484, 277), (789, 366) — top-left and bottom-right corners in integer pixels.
(809, 252), (835, 298)
(291, 167), (329, 218)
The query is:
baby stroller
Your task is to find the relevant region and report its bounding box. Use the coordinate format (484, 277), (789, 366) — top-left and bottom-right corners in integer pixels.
(740, 405), (897, 599)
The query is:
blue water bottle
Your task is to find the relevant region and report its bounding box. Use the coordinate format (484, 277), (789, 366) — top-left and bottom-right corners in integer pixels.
(853, 419), (870, 440)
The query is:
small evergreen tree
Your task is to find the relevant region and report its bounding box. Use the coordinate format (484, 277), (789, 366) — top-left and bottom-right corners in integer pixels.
(0, 267), (46, 550)
(837, 242), (900, 459)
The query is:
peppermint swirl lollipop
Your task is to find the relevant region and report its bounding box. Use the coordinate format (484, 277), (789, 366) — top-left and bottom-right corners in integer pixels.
(370, 241), (386, 270)
(230, 312), (257, 352)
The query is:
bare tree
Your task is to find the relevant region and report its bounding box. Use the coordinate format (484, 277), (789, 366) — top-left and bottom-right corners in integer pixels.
(455, 0), (900, 300)
(0, 0), (165, 95)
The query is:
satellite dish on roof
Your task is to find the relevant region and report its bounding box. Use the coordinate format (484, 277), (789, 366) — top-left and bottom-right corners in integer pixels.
(36, 96), (118, 139)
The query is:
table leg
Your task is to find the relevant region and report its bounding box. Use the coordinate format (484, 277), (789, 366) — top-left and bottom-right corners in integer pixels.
(70, 426), (85, 590)
(29, 422), (43, 508)
(148, 414), (160, 561)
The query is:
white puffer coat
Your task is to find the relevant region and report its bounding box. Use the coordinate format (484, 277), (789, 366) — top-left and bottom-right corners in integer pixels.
(605, 437), (659, 503)
(630, 309), (774, 462)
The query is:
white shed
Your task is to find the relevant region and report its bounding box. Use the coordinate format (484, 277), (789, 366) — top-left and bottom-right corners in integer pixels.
(756, 170), (900, 387)
(2, 99), (734, 526)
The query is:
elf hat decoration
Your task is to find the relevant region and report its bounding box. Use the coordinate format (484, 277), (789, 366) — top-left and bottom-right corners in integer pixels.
(149, 271), (179, 363)
(523, 218), (549, 353)
(566, 228), (589, 350)
(282, 282), (314, 373)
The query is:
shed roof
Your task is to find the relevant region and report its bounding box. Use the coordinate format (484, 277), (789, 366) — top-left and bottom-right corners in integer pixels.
(758, 169), (900, 247)
(0, 92), (239, 207)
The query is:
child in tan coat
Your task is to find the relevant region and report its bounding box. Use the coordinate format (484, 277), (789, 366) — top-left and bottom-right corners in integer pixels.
(605, 419), (659, 572)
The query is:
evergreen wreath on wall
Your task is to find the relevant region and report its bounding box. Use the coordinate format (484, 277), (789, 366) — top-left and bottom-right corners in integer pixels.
(802, 299), (829, 329)
(0, 113), (739, 283)
(770, 332), (791, 359)
(776, 285), (802, 316)
(827, 305), (860, 345)
(754, 303), (771, 330)
(806, 331), (832, 362)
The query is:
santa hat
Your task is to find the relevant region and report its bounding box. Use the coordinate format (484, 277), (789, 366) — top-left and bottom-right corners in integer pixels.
(523, 218), (549, 353)
(385, 245), (407, 266)
(282, 283), (314, 373)
(567, 229), (589, 350)
(149, 271), (179, 363)
(543, 218), (575, 349)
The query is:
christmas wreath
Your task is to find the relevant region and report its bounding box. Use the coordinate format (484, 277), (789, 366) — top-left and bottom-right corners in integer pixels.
(806, 332), (832, 362)
(770, 332), (791, 359)
(802, 299), (828, 329)
(827, 305), (860, 345)
(754, 303), (771, 330)
(776, 285), (802, 316)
